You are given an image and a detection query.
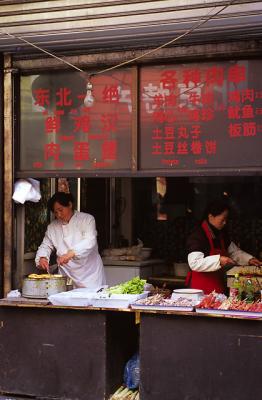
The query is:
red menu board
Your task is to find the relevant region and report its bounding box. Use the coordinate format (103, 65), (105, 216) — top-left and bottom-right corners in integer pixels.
(139, 60), (262, 171)
(20, 70), (132, 171)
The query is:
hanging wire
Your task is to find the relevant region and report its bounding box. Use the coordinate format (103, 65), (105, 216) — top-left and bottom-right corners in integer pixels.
(94, 0), (237, 76)
(1, 0), (237, 77)
(2, 30), (84, 72)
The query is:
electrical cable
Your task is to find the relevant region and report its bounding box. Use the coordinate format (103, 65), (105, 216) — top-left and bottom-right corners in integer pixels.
(1, 0), (238, 77)
(94, 0), (238, 76)
(2, 29), (84, 72)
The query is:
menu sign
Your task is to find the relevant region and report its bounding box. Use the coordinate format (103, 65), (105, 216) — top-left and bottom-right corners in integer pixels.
(20, 70), (132, 171)
(139, 60), (262, 171)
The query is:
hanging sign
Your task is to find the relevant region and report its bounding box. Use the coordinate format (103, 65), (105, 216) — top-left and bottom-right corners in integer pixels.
(139, 59), (262, 171)
(20, 70), (132, 171)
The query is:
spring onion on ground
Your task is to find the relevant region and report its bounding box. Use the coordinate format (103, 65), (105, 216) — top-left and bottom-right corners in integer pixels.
(109, 385), (139, 400)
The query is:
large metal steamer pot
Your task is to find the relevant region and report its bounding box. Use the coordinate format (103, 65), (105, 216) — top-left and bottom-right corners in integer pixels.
(22, 276), (67, 299)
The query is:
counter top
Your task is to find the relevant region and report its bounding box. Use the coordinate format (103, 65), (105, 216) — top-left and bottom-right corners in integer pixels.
(0, 296), (49, 306)
(0, 297), (261, 321)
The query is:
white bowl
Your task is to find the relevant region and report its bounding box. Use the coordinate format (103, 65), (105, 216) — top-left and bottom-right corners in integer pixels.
(172, 288), (204, 301)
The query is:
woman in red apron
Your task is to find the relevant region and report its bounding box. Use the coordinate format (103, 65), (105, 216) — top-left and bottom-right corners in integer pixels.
(185, 197), (260, 294)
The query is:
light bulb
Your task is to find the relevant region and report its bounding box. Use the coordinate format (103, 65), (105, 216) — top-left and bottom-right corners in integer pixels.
(84, 90), (94, 107)
(84, 81), (94, 107)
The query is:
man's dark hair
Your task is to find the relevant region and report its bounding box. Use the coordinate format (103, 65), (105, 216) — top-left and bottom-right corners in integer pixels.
(47, 192), (75, 212)
(203, 196), (230, 219)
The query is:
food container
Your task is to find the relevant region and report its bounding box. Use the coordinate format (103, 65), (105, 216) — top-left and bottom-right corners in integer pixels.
(171, 288), (204, 302)
(92, 292), (149, 308)
(48, 289), (95, 306)
(22, 275), (67, 299)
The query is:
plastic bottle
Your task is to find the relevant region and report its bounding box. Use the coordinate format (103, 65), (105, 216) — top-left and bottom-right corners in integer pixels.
(245, 278), (255, 303)
(230, 273), (241, 299)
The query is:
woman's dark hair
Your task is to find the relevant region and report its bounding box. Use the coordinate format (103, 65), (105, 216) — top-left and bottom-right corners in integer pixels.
(47, 192), (75, 212)
(203, 196), (230, 219)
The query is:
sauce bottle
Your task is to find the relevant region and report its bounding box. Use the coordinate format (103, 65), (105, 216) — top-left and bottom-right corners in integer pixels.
(245, 278), (255, 303)
(230, 273), (241, 299)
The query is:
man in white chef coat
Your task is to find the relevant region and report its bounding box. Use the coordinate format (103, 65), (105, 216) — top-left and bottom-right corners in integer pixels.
(35, 192), (106, 289)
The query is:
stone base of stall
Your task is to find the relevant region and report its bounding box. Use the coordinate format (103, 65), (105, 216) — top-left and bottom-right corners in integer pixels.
(140, 312), (261, 400)
(0, 305), (138, 400)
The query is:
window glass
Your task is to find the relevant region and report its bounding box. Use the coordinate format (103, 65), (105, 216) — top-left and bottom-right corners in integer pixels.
(20, 70), (132, 171)
(140, 60), (262, 171)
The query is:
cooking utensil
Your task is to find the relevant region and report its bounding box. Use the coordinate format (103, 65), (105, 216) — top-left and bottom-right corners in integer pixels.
(22, 275), (67, 299)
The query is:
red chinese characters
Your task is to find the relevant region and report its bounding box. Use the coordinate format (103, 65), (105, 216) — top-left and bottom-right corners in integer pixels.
(29, 72), (132, 170)
(140, 60), (260, 170)
(148, 65), (218, 166)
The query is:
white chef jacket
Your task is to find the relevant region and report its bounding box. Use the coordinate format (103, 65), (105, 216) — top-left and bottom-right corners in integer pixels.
(35, 211), (106, 289)
(188, 241), (253, 273)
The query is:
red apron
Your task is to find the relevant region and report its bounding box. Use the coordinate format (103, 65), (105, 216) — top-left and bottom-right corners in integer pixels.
(185, 221), (227, 294)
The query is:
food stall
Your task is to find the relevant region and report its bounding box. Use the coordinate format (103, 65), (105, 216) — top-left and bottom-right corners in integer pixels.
(1, 43), (262, 400)
(1, 287), (262, 400)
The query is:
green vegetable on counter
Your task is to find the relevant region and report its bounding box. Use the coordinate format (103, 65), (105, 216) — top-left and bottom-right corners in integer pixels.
(107, 277), (146, 295)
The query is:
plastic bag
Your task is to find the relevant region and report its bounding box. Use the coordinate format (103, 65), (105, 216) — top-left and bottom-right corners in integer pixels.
(123, 352), (140, 389)
(7, 289), (21, 298)
(12, 178), (41, 204)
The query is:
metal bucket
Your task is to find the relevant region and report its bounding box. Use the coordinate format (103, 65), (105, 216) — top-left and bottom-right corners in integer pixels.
(22, 276), (67, 299)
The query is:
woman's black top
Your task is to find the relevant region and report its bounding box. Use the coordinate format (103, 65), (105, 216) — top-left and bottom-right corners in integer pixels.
(186, 221), (231, 256)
